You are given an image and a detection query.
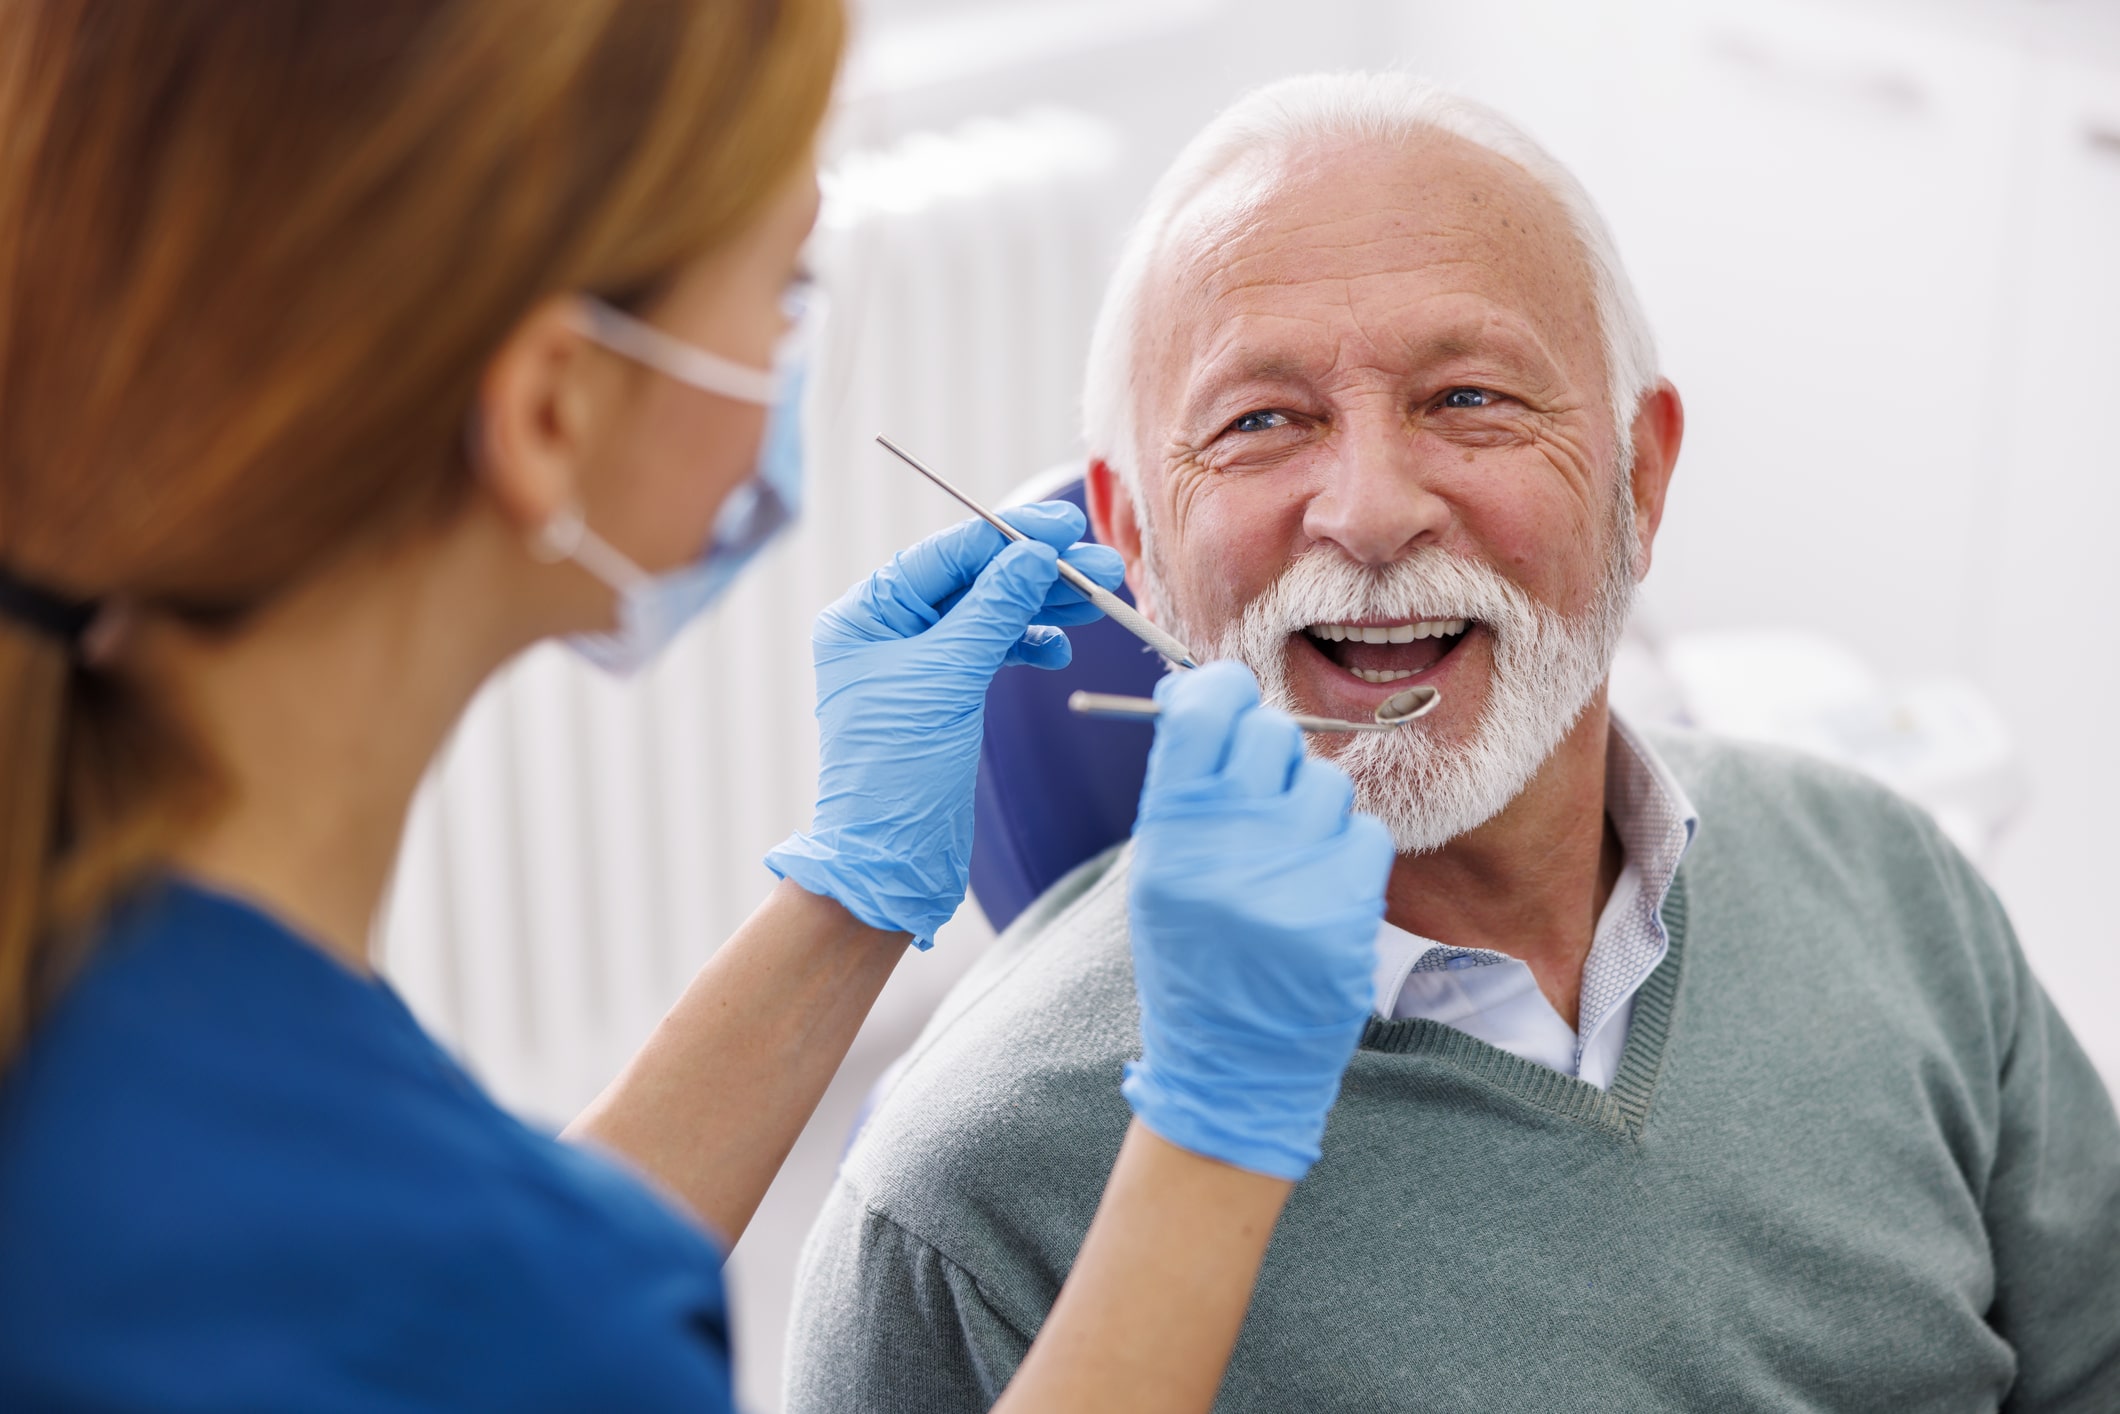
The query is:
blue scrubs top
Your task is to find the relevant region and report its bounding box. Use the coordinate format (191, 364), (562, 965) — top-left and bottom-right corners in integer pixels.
(0, 879), (734, 1411)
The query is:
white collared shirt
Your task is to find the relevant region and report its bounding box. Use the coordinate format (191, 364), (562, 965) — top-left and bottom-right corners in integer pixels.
(1368, 714), (1699, 1090)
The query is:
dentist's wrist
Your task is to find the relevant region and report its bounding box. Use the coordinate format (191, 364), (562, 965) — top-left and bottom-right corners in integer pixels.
(761, 873), (913, 951)
(763, 830), (962, 950)
(1118, 1054), (1346, 1182)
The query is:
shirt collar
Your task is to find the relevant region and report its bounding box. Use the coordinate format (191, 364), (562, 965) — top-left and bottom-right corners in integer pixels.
(1368, 711), (1700, 1016)
(1603, 711), (1698, 899)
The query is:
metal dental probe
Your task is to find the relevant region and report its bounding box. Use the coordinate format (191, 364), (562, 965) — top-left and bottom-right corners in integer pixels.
(874, 434), (1202, 671)
(1067, 685), (1441, 734)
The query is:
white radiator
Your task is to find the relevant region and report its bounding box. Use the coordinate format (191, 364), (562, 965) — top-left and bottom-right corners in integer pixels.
(376, 108), (1125, 1125)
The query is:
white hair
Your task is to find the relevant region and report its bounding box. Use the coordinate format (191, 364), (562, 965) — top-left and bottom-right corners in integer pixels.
(1082, 71), (1659, 483)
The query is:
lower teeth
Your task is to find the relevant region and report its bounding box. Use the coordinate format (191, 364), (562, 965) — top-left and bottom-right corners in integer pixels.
(1355, 668), (1415, 683)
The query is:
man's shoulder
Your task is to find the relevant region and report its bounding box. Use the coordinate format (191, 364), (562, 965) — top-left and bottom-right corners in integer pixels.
(837, 847), (1140, 1267)
(1646, 722), (1907, 822)
(1645, 725), (2021, 1007)
(1643, 723), (1969, 874)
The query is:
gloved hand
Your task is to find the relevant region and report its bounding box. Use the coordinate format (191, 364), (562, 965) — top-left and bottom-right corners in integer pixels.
(1121, 662), (1395, 1181)
(766, 503), (1125, 947)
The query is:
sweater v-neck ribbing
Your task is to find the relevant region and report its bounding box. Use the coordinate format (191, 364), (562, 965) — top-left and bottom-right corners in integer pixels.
(1356, 870), (1691, 1138)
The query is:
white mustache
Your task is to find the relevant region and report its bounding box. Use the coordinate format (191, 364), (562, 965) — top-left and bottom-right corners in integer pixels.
(1215, 546), (1539, 664)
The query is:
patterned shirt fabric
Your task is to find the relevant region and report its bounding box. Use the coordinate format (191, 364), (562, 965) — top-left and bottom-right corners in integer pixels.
(1368, 712), (1699, 1090)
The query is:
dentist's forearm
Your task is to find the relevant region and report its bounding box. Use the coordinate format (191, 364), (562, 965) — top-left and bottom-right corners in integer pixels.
(994, 1122), (1295, 1414)
(564, 878), (906, 1245)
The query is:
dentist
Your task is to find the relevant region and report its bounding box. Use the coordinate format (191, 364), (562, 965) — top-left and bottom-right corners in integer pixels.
(0, 2), (1390, 1410)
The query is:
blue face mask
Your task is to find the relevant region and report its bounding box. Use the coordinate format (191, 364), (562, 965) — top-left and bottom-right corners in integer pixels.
(533, 290), (813, 676)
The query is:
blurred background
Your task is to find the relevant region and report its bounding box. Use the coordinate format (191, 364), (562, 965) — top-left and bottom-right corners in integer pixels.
(370, 0), (2119, 1407)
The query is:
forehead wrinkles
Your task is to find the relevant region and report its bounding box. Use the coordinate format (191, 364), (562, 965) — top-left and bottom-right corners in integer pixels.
(1138, 136), (1606, 426)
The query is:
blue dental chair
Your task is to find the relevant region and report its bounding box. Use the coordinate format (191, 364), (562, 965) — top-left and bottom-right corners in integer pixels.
(966, 469), (1163, 932)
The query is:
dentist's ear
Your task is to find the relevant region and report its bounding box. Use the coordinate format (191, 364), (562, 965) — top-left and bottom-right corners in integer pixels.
(1085, 456), (1157, 616)
(471, 295), (614, 542)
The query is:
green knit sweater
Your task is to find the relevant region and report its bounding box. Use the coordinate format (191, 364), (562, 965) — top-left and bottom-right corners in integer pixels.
(785, 731), (2120, 1412)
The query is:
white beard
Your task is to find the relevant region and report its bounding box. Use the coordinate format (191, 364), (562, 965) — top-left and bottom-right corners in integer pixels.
(1141, 487), (1639, 854)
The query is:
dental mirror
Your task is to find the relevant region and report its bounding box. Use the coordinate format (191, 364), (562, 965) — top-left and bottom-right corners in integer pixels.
(1067, 684), (1439, 734)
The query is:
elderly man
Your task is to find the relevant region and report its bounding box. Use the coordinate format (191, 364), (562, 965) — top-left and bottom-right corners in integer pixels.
(786, 74), (2120, 1412)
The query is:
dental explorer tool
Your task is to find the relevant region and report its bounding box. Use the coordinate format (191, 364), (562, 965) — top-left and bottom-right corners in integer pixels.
(1066, 684), (1440, 734)
(875, 435), (1201, 671)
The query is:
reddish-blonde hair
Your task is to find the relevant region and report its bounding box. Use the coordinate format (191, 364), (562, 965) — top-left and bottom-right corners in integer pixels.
(0, 0), (845, 1065)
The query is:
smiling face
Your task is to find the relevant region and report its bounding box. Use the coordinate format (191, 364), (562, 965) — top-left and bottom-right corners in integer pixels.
(1110, 133), (1657, 850)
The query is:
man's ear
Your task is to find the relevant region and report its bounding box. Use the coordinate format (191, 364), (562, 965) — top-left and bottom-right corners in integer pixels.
(472, 295), (606, 539)
(1625, 380), (1684, 581)
(1084, 457), (1148, 598)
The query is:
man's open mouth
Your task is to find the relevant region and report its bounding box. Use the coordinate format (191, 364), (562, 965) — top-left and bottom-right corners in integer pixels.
(1298, 618), (1473, 683)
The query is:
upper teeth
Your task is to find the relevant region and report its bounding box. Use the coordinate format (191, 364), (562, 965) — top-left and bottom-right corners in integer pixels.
(1305, 619), (1468, 643)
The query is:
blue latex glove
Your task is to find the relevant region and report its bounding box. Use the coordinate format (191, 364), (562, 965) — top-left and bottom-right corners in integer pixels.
(1121, 662), (1395, 1181)
(766, 503), (1126, 947)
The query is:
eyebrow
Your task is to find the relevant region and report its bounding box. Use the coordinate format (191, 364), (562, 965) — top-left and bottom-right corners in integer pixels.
(1178, 323), (1551, 426)
(1173, 353), (1310, 425)
(1413, 331), (1481, 362)
(1199, 353), (1314, 387)
(1397, 320), (1549, 371)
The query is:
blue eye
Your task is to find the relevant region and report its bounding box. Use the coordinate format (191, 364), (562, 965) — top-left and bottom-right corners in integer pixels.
(1442, 388), (1493, 409)
(1228, 410), (1290, 434)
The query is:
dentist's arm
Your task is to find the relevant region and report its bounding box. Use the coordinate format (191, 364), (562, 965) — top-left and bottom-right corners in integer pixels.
(998, 663), (1392, 1413)
(1001, 1122), (1297, 1412)
(567, 505), (1121, 1242)
(563, 878), (905, 1243)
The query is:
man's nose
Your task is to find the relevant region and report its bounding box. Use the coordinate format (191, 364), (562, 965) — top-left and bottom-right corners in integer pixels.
(1300, 416), (1452, 566)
